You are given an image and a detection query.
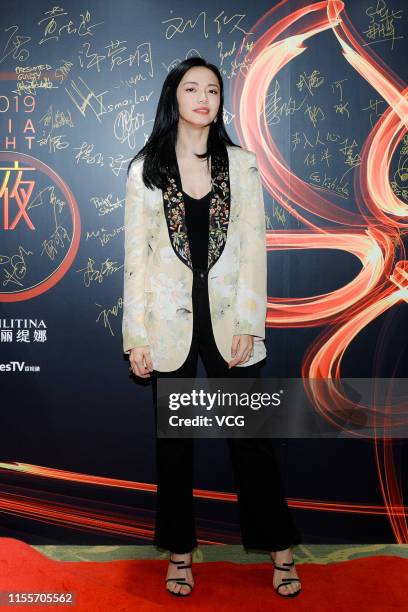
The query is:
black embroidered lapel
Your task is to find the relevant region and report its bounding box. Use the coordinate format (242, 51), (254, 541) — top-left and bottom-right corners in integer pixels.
(162, 147), (230, 271)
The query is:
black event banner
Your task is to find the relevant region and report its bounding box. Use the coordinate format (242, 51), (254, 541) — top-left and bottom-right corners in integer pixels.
(1, 0), (408, 545)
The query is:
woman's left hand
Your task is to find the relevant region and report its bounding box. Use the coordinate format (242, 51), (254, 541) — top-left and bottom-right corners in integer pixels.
(228, 335), (254, 368)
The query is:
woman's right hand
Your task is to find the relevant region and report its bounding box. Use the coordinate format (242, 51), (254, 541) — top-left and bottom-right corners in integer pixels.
(129, 346), (153, 378)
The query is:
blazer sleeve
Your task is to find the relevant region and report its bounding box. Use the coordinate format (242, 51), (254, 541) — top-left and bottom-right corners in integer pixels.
(232, 152), (267, 339)
(122, 159), (150, 354)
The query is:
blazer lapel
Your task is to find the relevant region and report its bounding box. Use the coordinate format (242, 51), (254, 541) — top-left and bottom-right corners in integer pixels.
(162, 146), (230, 271)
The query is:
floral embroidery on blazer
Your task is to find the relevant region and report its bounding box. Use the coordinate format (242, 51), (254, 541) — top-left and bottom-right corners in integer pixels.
(122, 144), (267, 372)
(162, 148), (230, 271)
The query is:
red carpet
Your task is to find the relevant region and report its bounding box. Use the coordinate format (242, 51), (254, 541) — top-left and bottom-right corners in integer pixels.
(0, 538), (405, 611)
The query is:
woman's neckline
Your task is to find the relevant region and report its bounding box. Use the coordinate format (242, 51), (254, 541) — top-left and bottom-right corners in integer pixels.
(182, 189), (211, 201)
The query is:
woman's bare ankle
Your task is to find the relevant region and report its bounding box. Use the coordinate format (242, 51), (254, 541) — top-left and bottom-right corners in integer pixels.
(271, 547), (292, 559)
(170, 551), (192, 559)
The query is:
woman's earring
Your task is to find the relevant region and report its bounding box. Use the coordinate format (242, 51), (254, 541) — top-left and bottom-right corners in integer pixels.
(213, 117), (217, 122)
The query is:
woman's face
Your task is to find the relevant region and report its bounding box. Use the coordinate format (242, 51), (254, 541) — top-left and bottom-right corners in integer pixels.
(176, 66), (221, 127)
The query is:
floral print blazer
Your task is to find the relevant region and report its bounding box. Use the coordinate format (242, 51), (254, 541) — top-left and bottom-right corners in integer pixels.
(122, 144), (267, 372)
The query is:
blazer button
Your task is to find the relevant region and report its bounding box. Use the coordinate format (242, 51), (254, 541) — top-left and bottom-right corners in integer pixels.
(199, 272), (204, 278)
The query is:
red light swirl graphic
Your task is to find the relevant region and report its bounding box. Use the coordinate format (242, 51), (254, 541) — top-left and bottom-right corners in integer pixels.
(231, 0), (408, 542)
(1, 462), (405, 542)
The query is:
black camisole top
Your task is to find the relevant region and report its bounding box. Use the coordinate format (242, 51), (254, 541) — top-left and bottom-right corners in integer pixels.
(183, 190), (211, 270)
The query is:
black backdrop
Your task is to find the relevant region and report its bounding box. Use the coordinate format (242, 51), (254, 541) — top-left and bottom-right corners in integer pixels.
(1, 0), (407, 545)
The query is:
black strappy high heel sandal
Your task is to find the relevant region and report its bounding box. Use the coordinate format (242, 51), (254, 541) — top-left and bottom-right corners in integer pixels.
(271, 558), (302, 597)
(165, 555), (194, 597)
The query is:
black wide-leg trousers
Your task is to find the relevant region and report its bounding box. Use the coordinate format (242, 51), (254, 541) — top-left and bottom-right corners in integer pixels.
(151, 268), (302, 553)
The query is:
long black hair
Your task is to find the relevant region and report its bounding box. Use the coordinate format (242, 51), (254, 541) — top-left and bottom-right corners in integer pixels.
(127, 57), (239, 189)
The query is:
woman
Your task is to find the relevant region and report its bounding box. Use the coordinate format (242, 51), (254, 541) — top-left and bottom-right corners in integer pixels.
(122, 57), (302, 598)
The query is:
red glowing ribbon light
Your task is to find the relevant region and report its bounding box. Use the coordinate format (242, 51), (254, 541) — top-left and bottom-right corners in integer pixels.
(231, 0), (408, 542)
